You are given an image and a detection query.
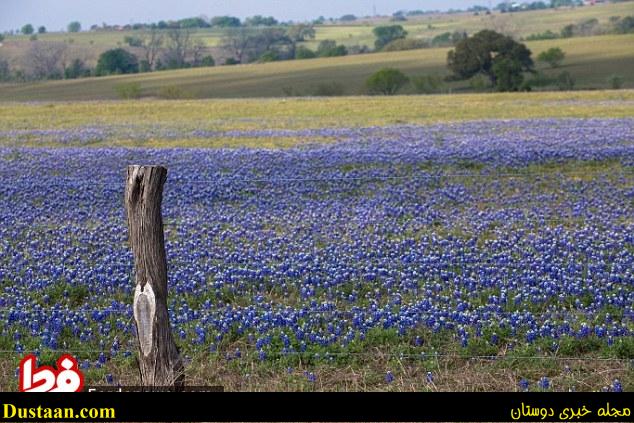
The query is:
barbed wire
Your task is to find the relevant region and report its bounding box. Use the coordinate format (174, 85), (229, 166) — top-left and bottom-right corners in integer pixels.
(0, 349), (630, 362)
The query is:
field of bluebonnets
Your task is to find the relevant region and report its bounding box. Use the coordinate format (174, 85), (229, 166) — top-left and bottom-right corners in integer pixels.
(0, 110), (633, 391)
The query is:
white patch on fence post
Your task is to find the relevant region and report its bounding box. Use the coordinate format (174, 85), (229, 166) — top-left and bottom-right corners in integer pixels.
(134, 283), (156, 357)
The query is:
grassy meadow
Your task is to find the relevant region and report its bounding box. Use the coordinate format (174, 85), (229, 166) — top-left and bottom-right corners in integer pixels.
(0, 89), (633, 136)
(1, 34), (633, 101)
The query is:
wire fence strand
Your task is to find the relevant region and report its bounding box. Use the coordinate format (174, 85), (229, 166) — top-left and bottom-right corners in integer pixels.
(0, 349), (630, 362)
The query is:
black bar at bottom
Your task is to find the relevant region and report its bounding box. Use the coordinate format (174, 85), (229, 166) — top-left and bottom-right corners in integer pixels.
(0, 392), (631, 422)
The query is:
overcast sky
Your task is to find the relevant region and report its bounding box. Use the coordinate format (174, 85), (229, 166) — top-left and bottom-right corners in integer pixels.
(1, 0), (487, 32)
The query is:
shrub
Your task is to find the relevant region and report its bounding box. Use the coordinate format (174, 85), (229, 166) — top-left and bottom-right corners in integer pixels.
(432, 32), (452, 46)
(224, 58), (239, 65)
(614, 16), (634, 34)
(347, 45), (370, 55)
(382, 38), (428, 52)
(200, 55), (215, 67)
(607, 74), (624, 90)
(295, 46), (316, 59)
(316, 40), (347, 57)
(139, 60), (151, 73)
(468, 74), (490, 91)
(366, 68), (409, 95)
(525, 30), (559, 41)
(123, 35), (143, 47)
(157, 85), (195, 99)
(555, 71), (575, 91)
(259, 51), (279, 62)
(114, 82), (142, 99)
(537, 47), (565, 68)
(64, 58), (91, 79)
(561, 24), (575, 38)
(96, 48), (139, 76)
(373, 25), (408, 50)
(577, 18), (599, 36)
(308, 82), (345, 96)
(411, 74), (445, 94)
(432, 31), (466, 47)
(523, 72), (554, 90)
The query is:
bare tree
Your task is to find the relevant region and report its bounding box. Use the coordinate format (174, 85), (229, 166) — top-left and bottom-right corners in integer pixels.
(0, 56), (11, 81)
(221, 27), (254, 63)
(221, 27), (291, 63)
(287, 24), (315, 42)
(286, 24), (315, 58)
(163, 28), (193, 68)
(257, 28), (290, 52)
(141, 28), (164, 69)
(191, 39), (206, 66)
(25, 41), (68, 79)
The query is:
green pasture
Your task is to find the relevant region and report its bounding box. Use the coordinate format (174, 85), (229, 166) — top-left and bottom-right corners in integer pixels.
(0, 34), (632, 101)
(0, 90), (633, 149)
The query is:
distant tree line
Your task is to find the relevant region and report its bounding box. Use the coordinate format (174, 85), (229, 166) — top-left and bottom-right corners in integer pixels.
(218, 24), (353, 64)
(4, 0), (631, 39)
(15, 21), (80, 35)
(85, 15), (281, 32)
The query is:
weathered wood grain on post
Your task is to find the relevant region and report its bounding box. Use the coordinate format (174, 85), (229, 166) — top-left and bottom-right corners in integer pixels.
(125, 165), (184, 390)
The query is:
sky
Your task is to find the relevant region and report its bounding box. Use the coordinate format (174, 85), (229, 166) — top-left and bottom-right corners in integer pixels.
(0, 0), (487, 32)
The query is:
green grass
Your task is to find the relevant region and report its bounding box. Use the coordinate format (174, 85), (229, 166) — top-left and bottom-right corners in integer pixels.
(0, 90), (633, 143)
(1, 34), (633, 101)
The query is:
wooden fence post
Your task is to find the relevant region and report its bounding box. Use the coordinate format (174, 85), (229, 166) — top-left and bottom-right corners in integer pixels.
(124, 165), (184, 390)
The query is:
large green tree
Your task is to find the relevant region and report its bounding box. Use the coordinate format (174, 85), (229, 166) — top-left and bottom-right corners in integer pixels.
(95, 48), (139, 76)
(447, 30), (533, 91)
(21, 24), (34, 35)
(67, 21), (81, 32)
(372, 25), (408, 50)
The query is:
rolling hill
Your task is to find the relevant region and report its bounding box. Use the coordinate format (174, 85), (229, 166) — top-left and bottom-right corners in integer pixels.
(0, 34), (632, 101)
